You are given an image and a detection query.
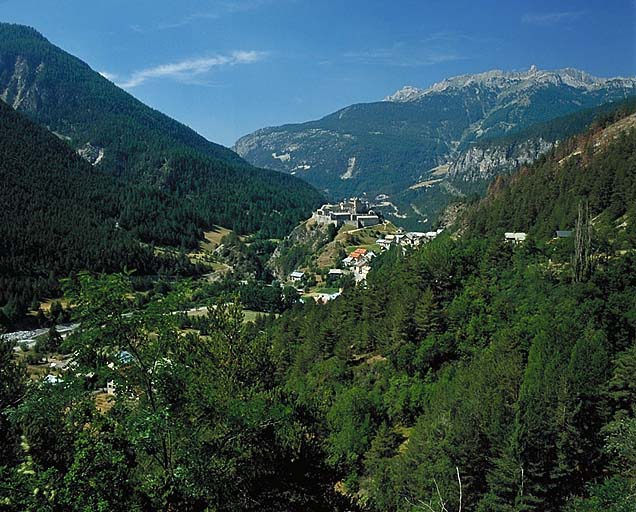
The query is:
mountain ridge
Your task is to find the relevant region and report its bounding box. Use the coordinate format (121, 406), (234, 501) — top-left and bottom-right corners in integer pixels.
(384, 65), (636, 102)
(0, 22), (323, 239)
(235, 66), (635, 228)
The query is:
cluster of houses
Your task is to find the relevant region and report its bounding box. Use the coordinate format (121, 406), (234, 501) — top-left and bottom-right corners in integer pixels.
(342, 247), (377, 282)
(288, 228), (446, 295)
(312, 198), (382, 229)
(376, 229), (443, 251)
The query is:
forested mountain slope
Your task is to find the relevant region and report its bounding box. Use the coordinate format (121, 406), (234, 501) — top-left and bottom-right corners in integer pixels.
(0, 24), (241, 171)
(0, 98), (198, 325)
(1, 98), (635, 512)
(0, 23), (323, 239)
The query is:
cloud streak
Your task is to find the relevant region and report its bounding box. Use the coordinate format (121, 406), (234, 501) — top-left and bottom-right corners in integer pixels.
(99, 71), (118, 81)
(522, 11), (584, 26)
(116, 51), (266, 88)
(158, 12), (220, 30)
(156, 0), (282, 30)
(344, 46), (462, 67)
(343, 33), (473, 67)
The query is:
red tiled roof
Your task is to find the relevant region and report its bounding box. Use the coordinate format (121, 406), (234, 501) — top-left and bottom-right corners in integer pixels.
(350, 248), (368, 257)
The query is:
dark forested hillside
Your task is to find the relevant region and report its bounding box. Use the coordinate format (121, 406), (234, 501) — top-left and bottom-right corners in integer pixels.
(0, 98), (200, 325)
(0, 23), (241, 173)
(0, 23), (323, 239)
(0, 92), (322, 326)
(265, 234), (636, 511)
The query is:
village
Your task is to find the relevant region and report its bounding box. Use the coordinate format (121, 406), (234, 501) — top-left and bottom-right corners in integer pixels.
(288, 198), (444, 302)
(288, 200), (578, 303)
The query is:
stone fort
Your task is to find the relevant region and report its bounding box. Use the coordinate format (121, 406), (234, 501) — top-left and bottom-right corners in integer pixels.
(312, 198), (381, 228)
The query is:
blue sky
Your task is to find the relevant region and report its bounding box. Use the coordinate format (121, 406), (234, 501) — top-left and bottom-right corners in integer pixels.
(2, 0), (635, 146)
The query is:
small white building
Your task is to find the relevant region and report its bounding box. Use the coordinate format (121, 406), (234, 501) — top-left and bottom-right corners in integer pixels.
(314, 291), (342, 303)
(289, 271), (305, 282)
(43, 374), (62, 385)
(505, 232), (527, 244)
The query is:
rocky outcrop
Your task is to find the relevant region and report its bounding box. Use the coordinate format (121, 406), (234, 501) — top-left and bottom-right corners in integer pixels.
(77, 142), (105, 166)
(268, 220), (336, 279)
(0, 55), (45, 112)
(384, 67), (636, 103)
(447, 138), (554, 183)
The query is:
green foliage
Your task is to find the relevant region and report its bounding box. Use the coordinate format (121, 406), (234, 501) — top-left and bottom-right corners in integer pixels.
(1, 272), (348, 510)
(0, 340), (26, 468)
(0, 47), (635, 511)
(267, 229), (636, 511)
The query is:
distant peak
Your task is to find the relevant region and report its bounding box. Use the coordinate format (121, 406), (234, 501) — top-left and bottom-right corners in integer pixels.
(383, 85), (427, 102)
(384, 66), (636, 102)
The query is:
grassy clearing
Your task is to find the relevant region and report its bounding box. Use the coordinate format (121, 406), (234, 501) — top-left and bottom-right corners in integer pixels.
(314, 223), (396, 269)
(38, 298), (70, 313)
(243, 309), (278, 323)
(201, 226), (233, 251)
(186, 306), (276, 323)
(95, 392), (114, 413)
(316, 287), (340, 294)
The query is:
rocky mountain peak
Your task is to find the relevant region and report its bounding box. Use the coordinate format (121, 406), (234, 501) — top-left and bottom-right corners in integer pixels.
(384, 66), (636, 103)
(383, 85), (427, 102)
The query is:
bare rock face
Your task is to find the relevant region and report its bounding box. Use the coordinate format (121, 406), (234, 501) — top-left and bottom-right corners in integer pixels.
(447, 138), (554, 183)
(0, 56), (45, 112)
(77, 142), (105, 166)
(384, 67), (636, 103)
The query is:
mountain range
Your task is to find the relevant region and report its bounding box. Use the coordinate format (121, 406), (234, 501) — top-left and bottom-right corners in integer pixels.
(235, 66), (636, 227)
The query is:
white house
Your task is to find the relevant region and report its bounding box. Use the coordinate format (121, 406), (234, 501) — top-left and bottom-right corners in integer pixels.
(43, 374), (62, 385)
(290, 271), (305, 282)
(505, 232), (527, 244)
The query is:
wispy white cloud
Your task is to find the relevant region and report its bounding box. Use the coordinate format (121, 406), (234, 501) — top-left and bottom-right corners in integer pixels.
(117, 51), (267, 88)
(344, 47), (461, 67)
(343, 31), (500, 67)
(99, 71), (118, 81)
(344, 37), (465, 67)
(522, 11), (585, 26)
(158, 12), (220, 30)
(218, 0), (277, 13)
(155, 0), (284, 30)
